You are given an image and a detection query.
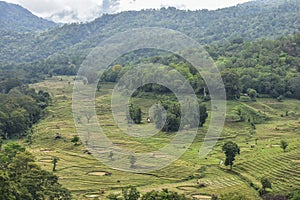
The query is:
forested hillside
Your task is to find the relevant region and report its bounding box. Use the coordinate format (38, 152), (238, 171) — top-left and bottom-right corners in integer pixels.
(94, 33), (300, 100)
(0, 0), (300, 65)
(0, 1), (56, 32)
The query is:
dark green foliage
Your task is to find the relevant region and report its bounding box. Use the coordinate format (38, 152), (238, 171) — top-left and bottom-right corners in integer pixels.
(288, 76), (300, 99)
(1, 0), (300, 85)
(222, 141), (240, 171)
(0, 82), (50, 139)
(247, 89), (257, 101)
(107, 187), (191, 200)
(260, 177), (272, 195)
(290, 191), (300, 200)
(142, 188), (192, 200)
(52, 157), (59, 172)
(153, 100), (208, 132)
(0, 143), (71, 200)
(0, 78), (22, 93)
(0, 1), (56, 32)
(221, 69), (241, 100)
(280, 140), (288, 152)
(122, 186), (140, 200)
(208, 33), (300, 98)
(128, 104), (142, 124)
(1, 0), (300, 64)
(198, 103), (208, 127)
(71, 135), (80, 146)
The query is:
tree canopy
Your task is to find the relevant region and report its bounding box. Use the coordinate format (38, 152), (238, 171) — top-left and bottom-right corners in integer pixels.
(0, 143), (71, 200)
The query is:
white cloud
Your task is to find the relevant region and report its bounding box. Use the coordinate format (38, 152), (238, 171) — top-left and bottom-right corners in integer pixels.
(4, 0), (252, 23)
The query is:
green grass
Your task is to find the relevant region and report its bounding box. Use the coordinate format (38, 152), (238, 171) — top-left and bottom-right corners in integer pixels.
(26, 76), (300, 200)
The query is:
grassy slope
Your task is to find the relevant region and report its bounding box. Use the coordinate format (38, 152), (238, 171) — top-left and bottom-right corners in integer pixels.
(28, 76), (299, 200)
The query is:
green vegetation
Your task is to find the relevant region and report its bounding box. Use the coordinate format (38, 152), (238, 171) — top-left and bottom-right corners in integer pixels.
(0, 1), (56, 32)
(21, 77), (299, 200)
(280, 140), (288, 152)
(1, 0), (300, 85)
(260, 177), (272, 195)
(222, 141), (240, 171)
(207, 33), (300, 99)
(108, 187), (191, 200)
(128, 104), (142, 124)
(71, 135), (80, 146)
(152, 100), (208, 132)
(0, 79), (50, 139)
(0, 143), (71, 199)
(52, 156), (59, 172)
(1, 1), (300, 199)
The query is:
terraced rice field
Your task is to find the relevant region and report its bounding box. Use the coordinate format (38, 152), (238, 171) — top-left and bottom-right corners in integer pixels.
(27, 76), (299, 199)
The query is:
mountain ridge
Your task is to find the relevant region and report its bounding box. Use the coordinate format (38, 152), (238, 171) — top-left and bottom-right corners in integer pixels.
(0, 1), (56, 32)
(0, 0), (299, 64)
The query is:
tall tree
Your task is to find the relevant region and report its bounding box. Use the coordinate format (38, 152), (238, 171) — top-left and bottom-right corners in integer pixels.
(52, 157), (59, 172)
(222, 141), (240, 171)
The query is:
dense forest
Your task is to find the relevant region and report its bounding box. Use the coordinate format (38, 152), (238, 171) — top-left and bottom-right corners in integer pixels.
(0, 1), (55, 32)
(99, 33), (300, 100)
(0, 0), (300, 80)
(0, 143), (71, 199)
(0, 78), (51, 139)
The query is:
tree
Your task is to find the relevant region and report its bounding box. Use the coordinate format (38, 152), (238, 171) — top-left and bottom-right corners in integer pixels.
(128, 104), (142, 124)
(128, 155), (137, 168)
(71, 135), (80, 146)
(164, 113), (180, 132)
(290, 191), (300, 200)
(0, 171), (15, 200)
(142, 189), (192, 200)
(0, 143), (71, 200)
(222, 141), (240, 171)
(280, 140), (288, 152)
(122, 186), (140, 200)
(247, 88), (257, 100)
(261, 177), (272, 195)
(52, 157), (59, 172)
(199, 103), (208, 127)
(3, 142), (25, 161)
(221, 69), (241, 100)
(289, 76), (300, 99)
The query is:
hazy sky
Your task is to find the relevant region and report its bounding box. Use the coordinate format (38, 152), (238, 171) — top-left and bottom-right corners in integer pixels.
(5, 0), (252, 22)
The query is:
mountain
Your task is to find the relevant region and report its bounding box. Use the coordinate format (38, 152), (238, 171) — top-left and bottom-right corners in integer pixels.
(0, 1), (56, 32)
(0, 0), (299, 65)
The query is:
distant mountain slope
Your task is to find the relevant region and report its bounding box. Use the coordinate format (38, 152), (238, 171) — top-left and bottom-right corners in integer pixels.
(0, 0), (300, 63)
(0, 1), (56, 32)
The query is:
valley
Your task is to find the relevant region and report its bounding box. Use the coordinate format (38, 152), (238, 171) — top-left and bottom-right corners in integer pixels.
(26, 76), (300, 199)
